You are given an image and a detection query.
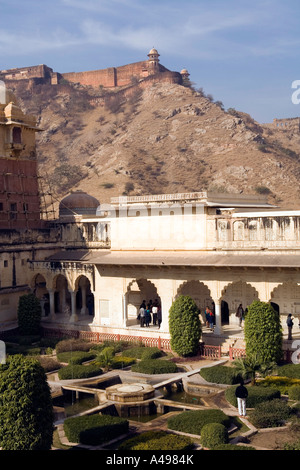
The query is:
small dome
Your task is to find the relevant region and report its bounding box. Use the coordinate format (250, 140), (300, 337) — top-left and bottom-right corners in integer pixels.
(148, 48), (160, 56)
(59, 190), (100, 218)
(181, 69), (189, 74)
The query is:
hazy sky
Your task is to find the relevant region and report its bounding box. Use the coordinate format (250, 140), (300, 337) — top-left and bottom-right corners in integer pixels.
(1, 0), (300, 123)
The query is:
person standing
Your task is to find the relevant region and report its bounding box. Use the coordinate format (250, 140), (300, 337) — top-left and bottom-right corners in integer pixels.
(139, 303), (145, 327)
(235, 379), (248, 418)
(236, 304), (244, 327)
(205, 306), (214, 330)
(287, 314), (294, 340)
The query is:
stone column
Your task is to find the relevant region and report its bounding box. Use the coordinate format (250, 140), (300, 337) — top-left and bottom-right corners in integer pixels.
(69, 290), (78, 323)
(213, 300), (223, 335)
(80, 285), (88, 315)
(48, 289), (56, 320)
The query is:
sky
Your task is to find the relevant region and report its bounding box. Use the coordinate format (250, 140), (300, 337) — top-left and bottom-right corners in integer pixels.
(1, 0), (300, 123)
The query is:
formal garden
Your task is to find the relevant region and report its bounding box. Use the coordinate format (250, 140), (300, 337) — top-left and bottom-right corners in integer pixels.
(1, 293), (300, 450)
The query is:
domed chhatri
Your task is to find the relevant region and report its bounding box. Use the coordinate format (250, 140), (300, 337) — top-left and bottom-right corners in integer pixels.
(59, 190), (100, 218)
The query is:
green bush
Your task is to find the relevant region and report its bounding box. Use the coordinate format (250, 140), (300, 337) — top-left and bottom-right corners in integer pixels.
(277, 364), (300, 379)
(201, 423), (229, 449)
(122, 346), (147, 359)
(213, 444), (256, 450)
(131, 359), (177, 374)
(57, 350), (97, 364)
(244, 301), (283, 363)
(225, 385), (280, 408)
(111, 356), (136, 369)
(0, 355), (54, 450)
(17, 293), (42, 336)
(249, 399), (291, 428)
(200, 365), (242, 384)
(141, 347), (163, 360)
(119, 431), (193, 451)
(56, 338), (93, 354)
(169, 295), (202, 356)
(58, 363), (102, 380)
(258, 376), (300, 395)
(167, 409), (231, 436)
(289, 385), (300, 401)
(64, 414), (128, 445)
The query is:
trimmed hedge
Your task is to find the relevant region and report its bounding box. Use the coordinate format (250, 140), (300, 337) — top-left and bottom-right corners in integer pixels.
(249, 398), (291, 428)
(277, 364), (300, 379)
(56, 339), (93, 354)
(200, 365), (242, 385)
(58, 363), (102, 380)
(258, 376), (300, 395)
(57, 350), (97, 364)
(64, 414), (129, 445)
(131, 359), (177, 374)
(213, 444), (256, 450)
(225, 385), (280, 408)
(201, 423), (229, 449)
(111, 356), (136, 369)
(288, 385), (300, 401)
(119, 431), (193, 451)
(167, 409), (231, 436)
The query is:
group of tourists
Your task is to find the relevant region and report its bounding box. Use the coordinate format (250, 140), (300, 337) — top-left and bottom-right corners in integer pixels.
(137, 299), (162, 328)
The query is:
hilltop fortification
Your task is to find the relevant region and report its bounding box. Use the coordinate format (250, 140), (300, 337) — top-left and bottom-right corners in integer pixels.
(0, 49), (184, 90)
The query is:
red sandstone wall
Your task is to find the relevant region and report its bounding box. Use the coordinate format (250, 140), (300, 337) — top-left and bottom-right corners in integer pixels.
(0, 159), (41, 229)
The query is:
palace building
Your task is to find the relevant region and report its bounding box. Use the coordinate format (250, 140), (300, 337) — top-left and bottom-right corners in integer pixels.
(1, 85), (300, 351)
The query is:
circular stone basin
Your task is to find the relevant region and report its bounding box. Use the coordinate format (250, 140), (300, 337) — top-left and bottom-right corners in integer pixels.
(106, 383), (155, 403)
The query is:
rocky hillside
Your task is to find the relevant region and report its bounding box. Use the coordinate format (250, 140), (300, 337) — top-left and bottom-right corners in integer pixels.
(11, 79), (300, 212)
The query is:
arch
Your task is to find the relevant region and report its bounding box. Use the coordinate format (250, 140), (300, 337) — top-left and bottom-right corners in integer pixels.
(270, 281), (300, 317)
(74, 275), (94, 316)
(31, 273), (50, 317)
(125, 279), (161, 327)
(52, 274), (71, 315)
(221, 280), (260, 325)
(176, 280), (214, 325)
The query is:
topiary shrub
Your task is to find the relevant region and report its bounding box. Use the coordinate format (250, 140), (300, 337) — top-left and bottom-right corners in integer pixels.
(169, 295), (202, 356)
(244, 301), (283, 363)
(201, 423), (229, 449)
(119, 431), (193, 451)
(58, 363), (102, 380)
(0, 355), (54, 450)
(225, 385), (280, 408)
(131, 359), (177, 374)
(141, 347), (163, 360)
(167, 409), (231, 436)
(249, 399), (291, 428)
(17, 293), (42, 336)
(64, 414), (128, 445)
(200, 365), (242, 384)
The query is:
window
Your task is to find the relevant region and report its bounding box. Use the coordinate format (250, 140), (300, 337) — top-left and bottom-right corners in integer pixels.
(9, 202), (17, 220)
(12, 127), (22, 144)
(0, 203), (3, 212)
(4, 260), (8, 267)
(23, 203), (29, 213)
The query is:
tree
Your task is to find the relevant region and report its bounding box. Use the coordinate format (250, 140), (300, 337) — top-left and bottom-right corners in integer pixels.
(169, 295), (202, 356)
(244, 301), (283, 363)
(0, 355), (54, 450)
(233, 354), (276, 385)
(17, 293), (42, 335)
